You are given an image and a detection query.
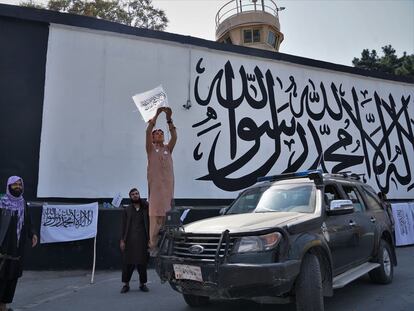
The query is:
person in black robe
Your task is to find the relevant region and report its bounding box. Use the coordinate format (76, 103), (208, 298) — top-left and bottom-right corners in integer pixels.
(119, 188), (149, 293)
(0, 176), (38, 311)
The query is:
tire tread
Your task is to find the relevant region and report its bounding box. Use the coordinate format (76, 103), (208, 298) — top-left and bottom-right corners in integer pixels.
(295, 253), (324, 311)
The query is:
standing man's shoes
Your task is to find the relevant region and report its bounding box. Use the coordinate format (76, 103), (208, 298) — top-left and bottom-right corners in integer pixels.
(120, 285), (130, 293)
(139, 284), (149, 292)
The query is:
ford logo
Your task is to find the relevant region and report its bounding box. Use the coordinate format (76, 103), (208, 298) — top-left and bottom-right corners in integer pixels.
(189, 245), (204, 254)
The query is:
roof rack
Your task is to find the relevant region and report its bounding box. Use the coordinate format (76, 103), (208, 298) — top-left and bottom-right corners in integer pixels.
(257, 170), (323, 184)
(326, 171), (367, 183)
(333, 171), (365, 181)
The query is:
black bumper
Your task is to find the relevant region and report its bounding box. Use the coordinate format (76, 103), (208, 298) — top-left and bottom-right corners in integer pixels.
(157, 257), (301, 299)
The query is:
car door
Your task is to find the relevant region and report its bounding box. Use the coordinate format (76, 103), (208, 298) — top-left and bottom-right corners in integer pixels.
(342, 184), (376, 263)
(360, 186), (388, 248)
(323, 184), (361, 274)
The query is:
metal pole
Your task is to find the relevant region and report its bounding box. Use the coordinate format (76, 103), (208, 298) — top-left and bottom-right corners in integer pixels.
(262, 0), (265, 12)
(240, 0), (242, 12)
(90, 236), (97, 284)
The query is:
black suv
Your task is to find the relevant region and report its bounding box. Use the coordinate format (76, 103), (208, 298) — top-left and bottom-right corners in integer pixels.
(156, 171), (397, 311)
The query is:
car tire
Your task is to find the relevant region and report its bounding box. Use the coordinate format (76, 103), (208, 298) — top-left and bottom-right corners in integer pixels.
(295, 253), (324, 311)
(369, 239), (393, 284)
(182, 294), (210, 307)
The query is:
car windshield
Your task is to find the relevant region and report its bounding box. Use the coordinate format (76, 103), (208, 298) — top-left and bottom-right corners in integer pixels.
(226, 183), (316, 214)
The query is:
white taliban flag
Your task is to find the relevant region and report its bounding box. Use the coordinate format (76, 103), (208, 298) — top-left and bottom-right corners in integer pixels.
(132, 85), (169, 122)
(391, 203), (414, 246)
(40, 202), (99, 244)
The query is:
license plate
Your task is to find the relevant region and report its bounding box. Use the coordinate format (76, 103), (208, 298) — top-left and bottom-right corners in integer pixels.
(173, 264), (203, 282)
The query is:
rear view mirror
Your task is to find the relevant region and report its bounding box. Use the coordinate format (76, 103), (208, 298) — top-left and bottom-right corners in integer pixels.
(327, 199), (354, 215)
(219, 207), (227, 215)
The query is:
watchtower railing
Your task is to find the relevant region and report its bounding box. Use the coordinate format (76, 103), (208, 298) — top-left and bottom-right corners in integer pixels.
(215, 0), (281, 28)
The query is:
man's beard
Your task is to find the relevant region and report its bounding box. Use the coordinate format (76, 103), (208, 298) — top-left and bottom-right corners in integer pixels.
(131, 198), (140, 203)
(9, 186), (22, 197)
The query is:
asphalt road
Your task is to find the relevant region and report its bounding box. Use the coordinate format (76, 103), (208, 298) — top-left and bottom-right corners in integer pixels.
(10, 246), (414, 311)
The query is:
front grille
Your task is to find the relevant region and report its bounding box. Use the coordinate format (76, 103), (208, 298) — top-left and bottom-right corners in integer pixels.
(173, 234), (235, 261)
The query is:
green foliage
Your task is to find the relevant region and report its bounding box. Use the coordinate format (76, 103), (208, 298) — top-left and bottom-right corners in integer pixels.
(353, 45), (414, 78)
(20, 0), (45, 9)
(20, 0), (168, 30)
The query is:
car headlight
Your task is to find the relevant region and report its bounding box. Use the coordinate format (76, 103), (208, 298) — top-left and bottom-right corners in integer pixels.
(234, 232), (282, 253)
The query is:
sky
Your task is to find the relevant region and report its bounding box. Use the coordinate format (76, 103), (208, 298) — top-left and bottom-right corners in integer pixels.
(1, 0), (413, 66)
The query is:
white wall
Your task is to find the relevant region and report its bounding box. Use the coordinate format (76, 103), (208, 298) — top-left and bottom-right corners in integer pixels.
(38, 24), (414, 199)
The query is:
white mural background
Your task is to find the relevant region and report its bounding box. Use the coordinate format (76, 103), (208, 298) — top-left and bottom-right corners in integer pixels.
(37, 24), (414, 199)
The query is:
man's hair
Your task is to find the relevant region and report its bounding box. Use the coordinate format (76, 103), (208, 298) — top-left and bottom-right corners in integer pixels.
(152, 128), (164, 135)
(129, 188), (139, 196)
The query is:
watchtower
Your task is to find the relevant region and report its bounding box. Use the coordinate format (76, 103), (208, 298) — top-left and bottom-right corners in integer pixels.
(215, 0), (285, 52)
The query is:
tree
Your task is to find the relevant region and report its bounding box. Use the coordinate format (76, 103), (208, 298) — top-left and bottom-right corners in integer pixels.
(353, 45), (414, 78)
(21, 0), (168, 31)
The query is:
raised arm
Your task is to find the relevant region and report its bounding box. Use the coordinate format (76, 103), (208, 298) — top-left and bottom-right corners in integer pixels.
(146, 108), (162, 154)
(165, 108), (177, 153)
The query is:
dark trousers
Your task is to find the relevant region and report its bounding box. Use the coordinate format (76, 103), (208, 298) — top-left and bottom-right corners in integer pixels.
(122, 264), (147, 284)
(0, 278), (18, 303)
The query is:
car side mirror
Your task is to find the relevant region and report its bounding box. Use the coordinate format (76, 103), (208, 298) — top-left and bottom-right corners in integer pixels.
(327, 199), (354, 215)
(219, 207), (227, 215)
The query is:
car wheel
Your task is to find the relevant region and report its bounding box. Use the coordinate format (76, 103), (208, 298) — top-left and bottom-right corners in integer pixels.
(369, 239), (394, 284)
(182, 294), (210, 307)
(295, 253), (324, 311)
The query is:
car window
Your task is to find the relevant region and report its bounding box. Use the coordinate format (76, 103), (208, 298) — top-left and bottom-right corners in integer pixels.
(361, 187), (383, 211)
(227, 183), (316, 214)
(228, 190), (264, 214)
(324, 184), (341, 207)
(343, 185), (366, 212)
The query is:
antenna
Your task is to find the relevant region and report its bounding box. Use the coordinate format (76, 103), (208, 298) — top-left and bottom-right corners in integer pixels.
(316, 152), (324, 170)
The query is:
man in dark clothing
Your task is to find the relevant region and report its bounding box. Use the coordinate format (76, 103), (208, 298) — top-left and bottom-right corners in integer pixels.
(120, 188), (149, 293)
(0, 176), (38, 311)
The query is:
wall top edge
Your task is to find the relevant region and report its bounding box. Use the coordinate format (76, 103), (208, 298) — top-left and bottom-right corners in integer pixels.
(0, 3), (413, 85)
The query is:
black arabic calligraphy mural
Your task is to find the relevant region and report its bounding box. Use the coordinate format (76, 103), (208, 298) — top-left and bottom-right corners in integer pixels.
(192, 58), (414, 197)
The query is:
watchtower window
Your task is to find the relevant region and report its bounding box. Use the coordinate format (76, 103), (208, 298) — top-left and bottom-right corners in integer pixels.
(253, 29), (261, 42)
(243, 29), (261, 44)
(243, 29), (253, 43)
(267, 30), (278, 48)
